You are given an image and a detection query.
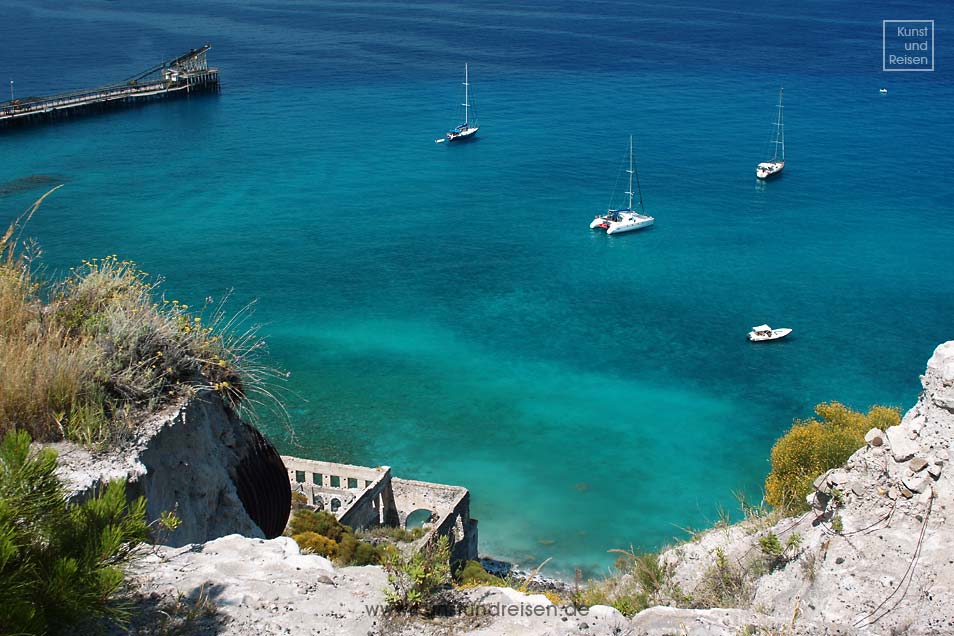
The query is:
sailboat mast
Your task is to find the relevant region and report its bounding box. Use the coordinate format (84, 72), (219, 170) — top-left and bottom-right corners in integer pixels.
(777, 88), (784, 162)
(463, 64), (469, 126)
(633, 136), (646, 213)
(626, 135), (634, 211)
(774, 87), (784, 162)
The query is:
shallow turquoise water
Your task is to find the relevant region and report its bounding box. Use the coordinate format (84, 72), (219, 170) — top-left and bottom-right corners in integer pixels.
(1, 0), (953, 575)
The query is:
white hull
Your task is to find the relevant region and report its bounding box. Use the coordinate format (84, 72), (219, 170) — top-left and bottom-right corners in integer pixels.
(607, 214), (654, 234)
(446, 125), (478, 142)
(591, 211), (654, 234)
(748, 327), (792, 342)
(756, 161), (784, 179)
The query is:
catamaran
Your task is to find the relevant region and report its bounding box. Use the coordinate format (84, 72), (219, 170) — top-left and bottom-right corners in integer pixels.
(756, 88), (785, 179)
(436, 64), (478, 143)
(590, 135), (655, 235)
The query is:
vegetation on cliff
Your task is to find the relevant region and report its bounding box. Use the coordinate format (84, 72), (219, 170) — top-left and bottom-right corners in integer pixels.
(0, 190), (285, 446)
(0, 430), (153, 635)
(574, 402), (900, 617)
(764, 402), (899, 512)
(288, 509), (389, 566)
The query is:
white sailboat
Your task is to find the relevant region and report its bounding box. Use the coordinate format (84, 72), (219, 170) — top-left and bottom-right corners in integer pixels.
(590, 135), (655, 235)
(436, 64), (478, 143)
(756, 88), (785, 179)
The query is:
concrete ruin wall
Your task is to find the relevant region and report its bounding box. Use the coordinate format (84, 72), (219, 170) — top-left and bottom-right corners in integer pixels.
(391, 477), (478, 563)
(282, 456), (477, 563)
(282, 456), (393, 523)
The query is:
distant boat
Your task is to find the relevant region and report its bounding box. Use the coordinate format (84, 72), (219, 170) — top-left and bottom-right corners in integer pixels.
(756, 88), (785, 180)
(748, 324), (792, 342)
(880, 88), (888, 94)
(436, 64), (478, 143)
(590, 135), (655, 235)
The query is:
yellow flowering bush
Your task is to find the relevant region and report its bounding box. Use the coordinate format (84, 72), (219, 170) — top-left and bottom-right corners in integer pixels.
(764, 402), (900, 511)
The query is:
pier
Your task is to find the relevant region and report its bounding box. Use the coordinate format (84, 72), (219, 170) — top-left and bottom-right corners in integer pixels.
(0, 45), (218, 129)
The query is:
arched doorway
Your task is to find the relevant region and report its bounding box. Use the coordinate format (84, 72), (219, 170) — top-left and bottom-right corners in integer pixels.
(405, 508), (435, 529)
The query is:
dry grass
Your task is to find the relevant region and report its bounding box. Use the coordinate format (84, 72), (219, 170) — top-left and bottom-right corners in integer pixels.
(0, 188), (287, 446)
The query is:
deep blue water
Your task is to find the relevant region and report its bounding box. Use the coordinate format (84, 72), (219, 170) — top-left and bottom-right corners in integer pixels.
(2, 0), (953, 575)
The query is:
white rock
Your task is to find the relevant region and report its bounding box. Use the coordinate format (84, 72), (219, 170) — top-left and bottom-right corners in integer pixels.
(903, 474), (930, 494)
(886, 425), (918, 462)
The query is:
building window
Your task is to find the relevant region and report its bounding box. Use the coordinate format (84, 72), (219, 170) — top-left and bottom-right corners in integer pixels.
(365, 480), (372, 488)
(330, 475), (340, 488)
(347, 477), (358, 489)
(295, 471), (305, 483)
(312, 473), (322, 486)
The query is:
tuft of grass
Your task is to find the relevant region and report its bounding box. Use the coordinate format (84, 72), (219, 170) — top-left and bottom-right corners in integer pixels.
(358, 525), (426, 543)
(0, 191), (288, 446)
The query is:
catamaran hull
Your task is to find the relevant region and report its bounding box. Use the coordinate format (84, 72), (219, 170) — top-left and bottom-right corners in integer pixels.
(606, 218), (654, 234)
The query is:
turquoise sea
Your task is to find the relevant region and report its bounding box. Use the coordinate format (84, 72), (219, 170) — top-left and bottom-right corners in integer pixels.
(2, 1), (953, 575)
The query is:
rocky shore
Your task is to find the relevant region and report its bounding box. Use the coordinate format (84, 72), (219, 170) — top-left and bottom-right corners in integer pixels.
(69, 341), (954, 635)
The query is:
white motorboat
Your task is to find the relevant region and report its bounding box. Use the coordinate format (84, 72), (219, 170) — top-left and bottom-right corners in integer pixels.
(748, 324), (792, 342)
(879, 88), (888, 94)
(756, 88), (785, 179)
(436, 64), (478, 143)
(590, 135), (655, 235)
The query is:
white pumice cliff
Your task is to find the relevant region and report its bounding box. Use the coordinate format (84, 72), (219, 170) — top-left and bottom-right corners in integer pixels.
(86, 342), (954, 635)
(52, 391), (290, 546)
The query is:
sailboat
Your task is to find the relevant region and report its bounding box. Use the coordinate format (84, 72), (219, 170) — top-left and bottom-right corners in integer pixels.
(590, 135), (655, 235)
(756, 88), (785, 179)
(437, 64), (479, 143)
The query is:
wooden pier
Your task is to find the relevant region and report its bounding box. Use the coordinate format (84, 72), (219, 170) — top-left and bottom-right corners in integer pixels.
(0, 45), (219, 129)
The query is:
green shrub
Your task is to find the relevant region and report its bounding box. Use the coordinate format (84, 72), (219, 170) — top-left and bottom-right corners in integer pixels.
(288, 509), (385, 565)
(383, 536), (451, 613)
(292, 531), (338, 558)
(765, 402), (900, 512)
(289, 509), (346, 542)
(0, 429), (150, 634)
(455, 560), (505, 587)
(351, 541), (383, 566)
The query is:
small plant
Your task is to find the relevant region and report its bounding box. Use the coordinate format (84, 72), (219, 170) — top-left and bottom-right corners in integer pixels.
(694, 547), (751, 609)
(786, 533), (802, 552)
(759, 532), (803, 572)
(800, 550), (818, 583)
(831, 515), (844, 534)
(830, 488), (845, 507)
(383, 535), (451, 613)
(759, 533), (784, 559)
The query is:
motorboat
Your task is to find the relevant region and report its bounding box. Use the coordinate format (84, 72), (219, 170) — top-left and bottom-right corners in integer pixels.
(748, 324), (792, 342)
